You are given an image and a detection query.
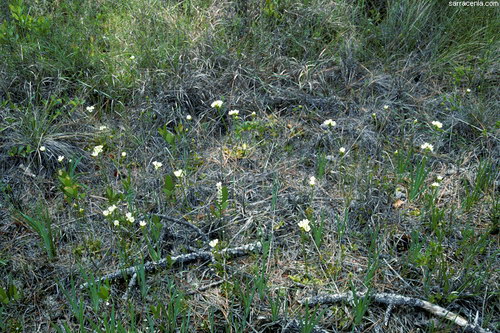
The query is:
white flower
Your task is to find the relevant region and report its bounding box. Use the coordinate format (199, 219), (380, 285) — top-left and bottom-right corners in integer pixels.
(99, 125), (108, 131)
(339, 147), (346, 154)
(420, 142), (434, 152)
(228, 110), (239, 116)
(57, 156), (65, 162)
(130, 55), (135, 60)
(383, 105), (389, 110)
(436, 175), (443, 181)
(251, 111), (256, 117)
(297, 219), (311, 232)
(39, 146), (46, 152)
(113, 220), (120, 227)
(371, 113), (377, 118)
(103, 209), (110, 217)
(216, 182), (223, 203)
(152, 161), (163, 170)
(413, 119), (418, 124)
(186, 115), (192, 120)
(466, 88), (471, 93)
(431, 182), (440, 188)
(173, 169), (184, 178)
(322, 119), (336, 128)
(121, 152), (127, 157)
(211, 100), (223, 108)
(139, 220), (147, 228)
(86, 105), (95, 113)
(125, 212), (135, 223)
(108, 205), (117, 213)
(431, 121), (443, 129)
(209, 239), (219, 248)
(308, 176), (316, 186)
(91, 145), (104, 157)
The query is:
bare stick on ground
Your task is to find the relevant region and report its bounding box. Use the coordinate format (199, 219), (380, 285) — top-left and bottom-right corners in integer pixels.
(156, 213), (209, 243)
(80, 242), (262, 289)
(301, 292), (492, 333)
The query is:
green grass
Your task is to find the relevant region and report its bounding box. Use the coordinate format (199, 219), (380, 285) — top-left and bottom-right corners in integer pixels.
(0, 0), (498, 332)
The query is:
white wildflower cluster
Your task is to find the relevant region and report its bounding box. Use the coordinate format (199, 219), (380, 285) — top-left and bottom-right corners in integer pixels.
(91, 145), (104, 157)
(339, 147), (346, 154)
(103, 205), (118, 217)
(216, 182), (223, 204)
(420, 142), (434, 152)
(431, 120), (443, 129)
(86, 105), (95, 113)
(139, 220), (147, 228)
(173, 169), (184, 178)
(209, 239), (219, 248)
(211, 100), (223, 108)
(228, 110), (239, 116)
(125, 212), (135, 223)
(152, 161), (163, 170)
(297, 219), (311, 232)
(322, 119), (336, 128)
(58, 156), (65, 162)
(308, 176), (316, 187)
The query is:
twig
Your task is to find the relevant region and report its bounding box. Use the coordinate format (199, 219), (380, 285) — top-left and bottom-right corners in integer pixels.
(80, 242), (262, 289)
(155, 214), (209, 242)
(186, 279), (226, 296)
(121, 273), (137, 300)
(384, 303), (394, 327)
(301, 292), (491, 333)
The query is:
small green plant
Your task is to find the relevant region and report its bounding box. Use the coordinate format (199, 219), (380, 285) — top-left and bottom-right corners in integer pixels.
(316, 151), (328, 180)
(163, 277), (189, 332)
(462, 160), (494, 211)
(61, 281), (86, 332)
(163, 174), (176, 203)
(19, 205), (56, 259)
(350, 284), (371, 328)
(80, 268), (110, 312)
(0, 0), (50, 42)
(300, 304), (326, 333)
(0, 281), (21, 305)
(409, 155), (429, 201)
(158, 123), (186, 155)
(136, 259), (149, 299)
(311, 212), (326, 248)
(211, 182), (229, 219)
(58, 168), (85, 209)
(423, 182), (445, 235)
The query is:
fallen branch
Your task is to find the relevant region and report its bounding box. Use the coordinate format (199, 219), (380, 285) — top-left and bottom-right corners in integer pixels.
(301, 292), (491, 333)
(80, 242), (261, 289)
(155, 214), (209, 243)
